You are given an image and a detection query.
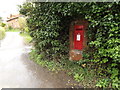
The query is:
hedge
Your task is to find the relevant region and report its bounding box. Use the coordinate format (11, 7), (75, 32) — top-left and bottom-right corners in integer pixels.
(19, 2), (120, 88)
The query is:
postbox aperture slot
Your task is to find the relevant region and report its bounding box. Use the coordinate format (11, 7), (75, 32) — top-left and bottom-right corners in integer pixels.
(76, 28), (83, 30)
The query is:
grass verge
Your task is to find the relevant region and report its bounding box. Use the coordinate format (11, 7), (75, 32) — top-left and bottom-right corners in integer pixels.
(20, 33), (32, 45)
(0, 27), (5, 40)
(6, 29), (20, 32)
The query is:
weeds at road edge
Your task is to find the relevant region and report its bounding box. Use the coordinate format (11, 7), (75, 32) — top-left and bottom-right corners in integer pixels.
(29, 49), (99, 88)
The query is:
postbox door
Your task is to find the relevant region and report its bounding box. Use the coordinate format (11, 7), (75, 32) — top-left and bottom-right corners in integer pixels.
(74, 25), (84, 50)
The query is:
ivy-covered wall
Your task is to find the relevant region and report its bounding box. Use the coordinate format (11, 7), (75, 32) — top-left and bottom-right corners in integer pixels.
(19, 2), (120, 88)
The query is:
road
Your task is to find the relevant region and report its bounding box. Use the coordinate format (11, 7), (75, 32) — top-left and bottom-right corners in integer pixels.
(0, 32), (79, 88)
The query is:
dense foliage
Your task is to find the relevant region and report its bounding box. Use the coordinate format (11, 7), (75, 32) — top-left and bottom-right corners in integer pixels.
(19, 2), (120, 88)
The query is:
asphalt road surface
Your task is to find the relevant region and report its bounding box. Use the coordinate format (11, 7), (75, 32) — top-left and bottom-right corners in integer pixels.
(0, 32), (80, 89)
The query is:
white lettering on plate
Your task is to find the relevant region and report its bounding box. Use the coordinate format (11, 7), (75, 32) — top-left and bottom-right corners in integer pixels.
(77, 34), (80, 41)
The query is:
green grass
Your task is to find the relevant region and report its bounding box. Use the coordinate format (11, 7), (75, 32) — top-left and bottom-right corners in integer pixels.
(0, 27), (5, 40)
(20, 33), (32, 45)
(6, 29), (20, 32)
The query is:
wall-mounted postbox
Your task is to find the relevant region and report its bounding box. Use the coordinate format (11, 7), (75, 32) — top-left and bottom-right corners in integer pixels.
(69, 20), (88, 61)
(74, 25), (84, 50)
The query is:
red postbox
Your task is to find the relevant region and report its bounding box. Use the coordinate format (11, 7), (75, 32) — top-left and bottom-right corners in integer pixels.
(74, 25), (84, 50)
